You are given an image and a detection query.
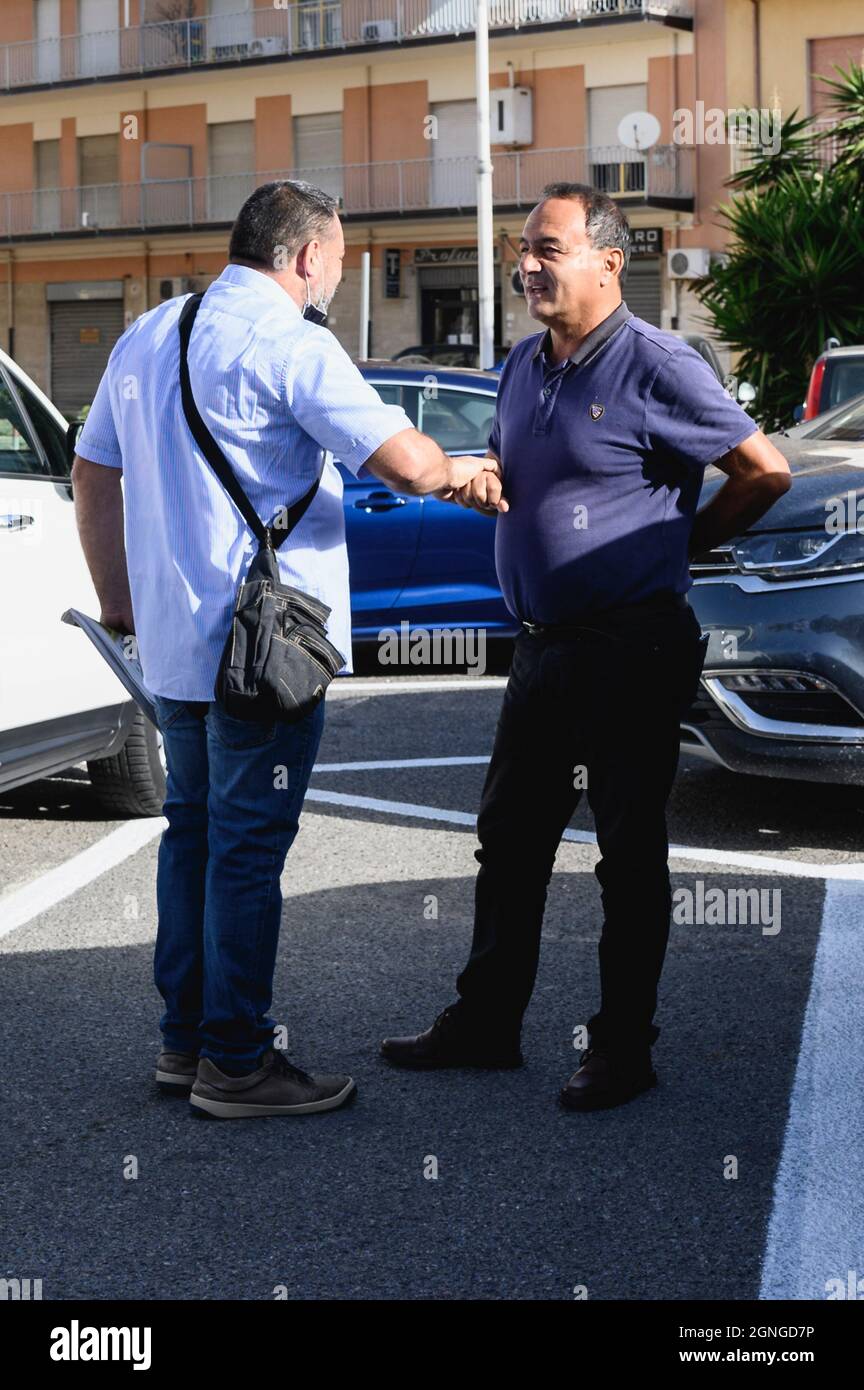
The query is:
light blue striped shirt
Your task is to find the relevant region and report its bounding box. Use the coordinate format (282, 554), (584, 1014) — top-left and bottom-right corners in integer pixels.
(76, 262), (413, 699)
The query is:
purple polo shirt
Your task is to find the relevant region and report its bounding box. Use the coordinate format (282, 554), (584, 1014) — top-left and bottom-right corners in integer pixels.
(489, 303), (757, 623)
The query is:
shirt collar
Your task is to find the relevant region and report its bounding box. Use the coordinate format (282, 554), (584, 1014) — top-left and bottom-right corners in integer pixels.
(532, 300), (632, 368)
(213, 262), (301, 314)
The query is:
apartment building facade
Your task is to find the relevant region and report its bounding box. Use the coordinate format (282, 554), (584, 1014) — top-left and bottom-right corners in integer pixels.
(0, 0), (861, 415)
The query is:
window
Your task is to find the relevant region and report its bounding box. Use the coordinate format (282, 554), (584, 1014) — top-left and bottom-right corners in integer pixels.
(808, 397), (864, 442)
(367, 383), (417, 421)
(417, 389), (497, 453)
(0, 372), (49, 478)
(588, 83), (648, 194)
(430, 101), (476, 208)
(34, 139), (60, 233)
(78, 134), (119, 187)
(826, 360), (864, 412)
(78, 134), (120, 228)
(208, 121), (256, 222)
(292, 113), (343, 201)
(14, 374), (70, 477)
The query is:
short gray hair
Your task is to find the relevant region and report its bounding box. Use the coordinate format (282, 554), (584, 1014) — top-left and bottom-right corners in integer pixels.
(539, 182), (631, 276)
(229, 180), (339, 268)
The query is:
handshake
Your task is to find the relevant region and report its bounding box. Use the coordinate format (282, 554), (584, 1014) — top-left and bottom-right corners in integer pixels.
(435, 455), (509, 516)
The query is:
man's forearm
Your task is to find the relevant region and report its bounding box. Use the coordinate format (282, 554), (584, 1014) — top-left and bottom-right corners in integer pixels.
(71, 455), (133, 624)
(689, 472), (791, 558)
(393, 447), (460, 496)
(363, 428), (482, 497)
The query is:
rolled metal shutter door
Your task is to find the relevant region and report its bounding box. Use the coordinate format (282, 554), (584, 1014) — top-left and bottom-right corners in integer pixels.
(623, 260), (662, 326)
(50, 299), (125, 418)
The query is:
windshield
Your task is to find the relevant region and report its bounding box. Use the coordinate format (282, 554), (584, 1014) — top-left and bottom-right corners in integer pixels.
(805, 394), (864, 442)
(824, 359), (864, 411)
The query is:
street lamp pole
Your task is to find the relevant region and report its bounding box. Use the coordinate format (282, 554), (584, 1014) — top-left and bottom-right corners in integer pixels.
(475, 0), (495, 370)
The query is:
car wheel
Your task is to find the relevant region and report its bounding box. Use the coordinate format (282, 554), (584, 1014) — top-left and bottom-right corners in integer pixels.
(86, 708), (166, 817)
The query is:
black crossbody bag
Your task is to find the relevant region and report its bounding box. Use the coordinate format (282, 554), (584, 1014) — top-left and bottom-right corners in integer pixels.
(178, 292), (345, 724)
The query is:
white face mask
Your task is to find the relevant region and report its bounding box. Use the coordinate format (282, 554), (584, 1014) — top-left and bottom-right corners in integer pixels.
(303, 266), (334, 325)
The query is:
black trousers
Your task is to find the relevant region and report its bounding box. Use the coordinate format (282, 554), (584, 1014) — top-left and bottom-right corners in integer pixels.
(455, 598), (708, 1054)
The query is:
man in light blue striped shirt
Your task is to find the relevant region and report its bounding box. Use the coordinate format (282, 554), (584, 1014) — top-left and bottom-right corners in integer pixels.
(72, 180), (497, 1118)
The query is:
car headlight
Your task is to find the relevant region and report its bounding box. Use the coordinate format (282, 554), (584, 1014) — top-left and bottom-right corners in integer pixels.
(732, 529), (864, 578)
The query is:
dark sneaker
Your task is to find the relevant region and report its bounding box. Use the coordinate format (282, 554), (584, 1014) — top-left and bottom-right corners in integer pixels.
(189, 1048), (355, 1118)
(155, 1050), (198, 1092)
(559, 1046), (657, 1112)
(380, 1004), (523, 1070)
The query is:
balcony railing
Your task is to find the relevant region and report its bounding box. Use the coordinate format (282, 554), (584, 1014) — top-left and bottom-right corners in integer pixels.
(0, 1), (693, 92)
(0, 147), (694, 240)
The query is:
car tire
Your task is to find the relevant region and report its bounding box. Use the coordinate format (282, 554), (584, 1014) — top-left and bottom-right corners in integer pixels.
(87, 708), (166, 817)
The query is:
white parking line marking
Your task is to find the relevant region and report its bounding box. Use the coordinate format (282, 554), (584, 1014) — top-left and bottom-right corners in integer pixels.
(313, 756), (492, 772)
(304, 789), (864, 881)
(759, 878), (864, 1300)
(0, 817), (165, 942)
(330, 678), (508, 695)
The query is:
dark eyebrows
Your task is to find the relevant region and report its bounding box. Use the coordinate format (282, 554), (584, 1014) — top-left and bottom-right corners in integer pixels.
(520, 237), (566, 252)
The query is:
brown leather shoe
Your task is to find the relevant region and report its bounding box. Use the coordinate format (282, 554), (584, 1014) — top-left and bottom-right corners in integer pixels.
(559, 1046), (657, 1112)
(380, 1005), (523, 1070)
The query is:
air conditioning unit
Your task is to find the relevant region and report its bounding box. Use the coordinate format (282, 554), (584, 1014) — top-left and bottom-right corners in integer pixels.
(361, 20), (397, 41)
(667, 248), (711, 279)
(491, 87), (533, 146)
(210, 42), (249, 61)
(248, 36), (285, 57)
(159, 277), (195, 301)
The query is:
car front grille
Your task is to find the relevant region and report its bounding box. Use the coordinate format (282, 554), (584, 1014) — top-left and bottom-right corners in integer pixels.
(734, 689), (864, 727)
(697, 669), (864, 742)
(689, 546), (737, 577)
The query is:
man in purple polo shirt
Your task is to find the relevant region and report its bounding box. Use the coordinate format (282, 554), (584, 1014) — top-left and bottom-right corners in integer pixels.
(381, 183), (792, 1111)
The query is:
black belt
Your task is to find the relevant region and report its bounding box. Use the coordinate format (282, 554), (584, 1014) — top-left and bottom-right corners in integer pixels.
(521, 592), (687, 637)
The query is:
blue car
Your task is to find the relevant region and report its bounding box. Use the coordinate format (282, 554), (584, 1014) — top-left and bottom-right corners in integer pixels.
(341, 363), (518, 643)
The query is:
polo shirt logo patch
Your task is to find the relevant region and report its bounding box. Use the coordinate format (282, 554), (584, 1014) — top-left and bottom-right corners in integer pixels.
(589, 403), (605, 420)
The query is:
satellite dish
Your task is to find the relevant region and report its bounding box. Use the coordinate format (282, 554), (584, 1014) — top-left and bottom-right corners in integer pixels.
(617, 111), (661, 151)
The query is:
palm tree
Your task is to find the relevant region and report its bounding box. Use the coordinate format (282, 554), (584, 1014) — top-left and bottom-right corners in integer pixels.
(694, 62), (864, 430)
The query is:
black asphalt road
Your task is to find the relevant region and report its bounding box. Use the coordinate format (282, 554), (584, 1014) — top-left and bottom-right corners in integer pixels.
(1, 678), (861, 1300)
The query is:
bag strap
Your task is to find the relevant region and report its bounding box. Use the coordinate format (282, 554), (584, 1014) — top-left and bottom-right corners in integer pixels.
(178, 292), (320, 552)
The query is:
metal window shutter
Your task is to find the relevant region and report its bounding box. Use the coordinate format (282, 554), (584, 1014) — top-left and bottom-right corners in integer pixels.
(35, 139), (60, 188)
(431, 102), (477, 159)
(208, 121), (255, 176)
(79, 134), (118, 186)
(623, 260), (662, 326)
(50, 299), (124, 418)
(418, 265), (479, 289)
(429, 102), (476, 206)
(588, 84), (647, 146)
(293, 113), (343, 170)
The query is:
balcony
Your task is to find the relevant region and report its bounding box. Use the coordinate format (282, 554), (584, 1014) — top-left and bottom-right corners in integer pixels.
(0, 1), (693, 93)
(0, 146), (694, 242)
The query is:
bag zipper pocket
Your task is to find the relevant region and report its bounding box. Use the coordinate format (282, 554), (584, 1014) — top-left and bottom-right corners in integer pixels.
(272, 632), (338, 680)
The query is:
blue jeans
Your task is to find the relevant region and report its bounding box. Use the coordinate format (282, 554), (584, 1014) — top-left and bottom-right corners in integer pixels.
(151, 694), (325, 1074)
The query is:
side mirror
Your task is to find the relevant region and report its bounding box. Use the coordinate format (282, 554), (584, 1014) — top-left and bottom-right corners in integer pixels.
(737, 381), (757, 404)
(792, 403), (805, 423)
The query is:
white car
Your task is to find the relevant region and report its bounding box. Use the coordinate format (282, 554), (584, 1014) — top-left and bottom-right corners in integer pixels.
(0, 348), (164, 816)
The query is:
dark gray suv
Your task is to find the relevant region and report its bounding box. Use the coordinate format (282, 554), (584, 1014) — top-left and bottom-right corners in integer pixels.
(685, 394), (864, 784)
